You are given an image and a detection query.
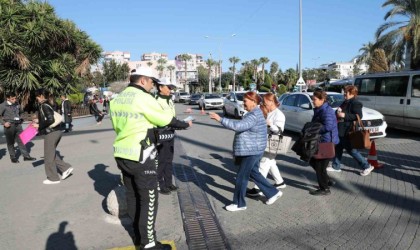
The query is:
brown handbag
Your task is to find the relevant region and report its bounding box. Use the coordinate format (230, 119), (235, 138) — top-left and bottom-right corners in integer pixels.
(348, 114), (371, 149)
(313, 142), (335, 159)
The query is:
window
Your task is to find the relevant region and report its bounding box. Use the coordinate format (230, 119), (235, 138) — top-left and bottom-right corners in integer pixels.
(297, 95), (311, 109)
(283, 95), (298, 106)
(355, 78), (376, 95)
(378, 76), (408, 96)
(412, 75), (420, 98)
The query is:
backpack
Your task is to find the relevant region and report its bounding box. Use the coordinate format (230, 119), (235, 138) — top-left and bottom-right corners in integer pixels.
(291, 122), (323, 162)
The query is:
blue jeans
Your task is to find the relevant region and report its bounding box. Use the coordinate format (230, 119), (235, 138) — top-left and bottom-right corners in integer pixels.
(233, 153), (278, 208)
(332, 136), (369, 170)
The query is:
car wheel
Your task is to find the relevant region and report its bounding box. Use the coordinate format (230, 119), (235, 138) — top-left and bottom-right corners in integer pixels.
(222, 107), (227, 117)
(234, 109), (240, 119)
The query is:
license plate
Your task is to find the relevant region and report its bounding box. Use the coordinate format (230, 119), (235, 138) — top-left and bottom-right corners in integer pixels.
(369, 127), (379, 133)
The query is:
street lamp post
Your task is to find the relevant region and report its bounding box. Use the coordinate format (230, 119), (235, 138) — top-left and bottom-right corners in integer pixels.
(295, 0), (306, 92)
(204, 34), (236, 93)
(209, 53), (213, 93)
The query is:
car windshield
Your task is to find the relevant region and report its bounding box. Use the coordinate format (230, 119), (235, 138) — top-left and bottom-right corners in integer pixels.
(205, 94), (221, 99)
(235, 93), (245, 101)
(191, 94), (201, 98)
(327, 94), (345, 108)
(180, 92), (189, 96)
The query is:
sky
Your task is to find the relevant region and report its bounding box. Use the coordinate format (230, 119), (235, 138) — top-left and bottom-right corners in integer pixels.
(48, 0), (393, 71)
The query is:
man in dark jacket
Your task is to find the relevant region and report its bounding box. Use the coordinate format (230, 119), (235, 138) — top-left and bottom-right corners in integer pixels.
(0, 92), (36, 163)
(60, 94), (72, 133)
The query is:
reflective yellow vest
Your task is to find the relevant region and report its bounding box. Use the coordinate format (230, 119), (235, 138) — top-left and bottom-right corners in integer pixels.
(110, 85), (173, 161)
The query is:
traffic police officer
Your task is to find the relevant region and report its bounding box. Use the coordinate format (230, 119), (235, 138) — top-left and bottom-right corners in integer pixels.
(110, 68), (186, 250)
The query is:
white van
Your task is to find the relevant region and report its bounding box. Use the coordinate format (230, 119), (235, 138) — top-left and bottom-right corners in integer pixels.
(353, 71), (420, 133)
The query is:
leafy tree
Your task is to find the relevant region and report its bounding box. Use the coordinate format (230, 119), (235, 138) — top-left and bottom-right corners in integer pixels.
(103, 60), (130, 84)
(375, 0), (420, 69)
(147, 61), (153, 67)
(197, 65), (208, 93)
(0, 0), (102, 108)
(277, 84), (288, 95)
(221, 72), (233, 91)
(250, 59), (260, 82)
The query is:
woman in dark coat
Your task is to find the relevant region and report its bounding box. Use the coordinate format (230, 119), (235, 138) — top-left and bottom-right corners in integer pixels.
(328, 85), (374, 176)
(33, 89), (73, 184)
(309, 90), (339, 195)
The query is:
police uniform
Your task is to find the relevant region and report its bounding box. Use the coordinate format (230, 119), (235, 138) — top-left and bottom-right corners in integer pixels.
(110, 76), (175, 249)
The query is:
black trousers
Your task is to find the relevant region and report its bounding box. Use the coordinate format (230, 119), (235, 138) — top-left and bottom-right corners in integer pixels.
(4, 124), (30, 159)
(309, 158), (331, 190)
(157, 139), (175, 189)
(115, 157), (159, 248)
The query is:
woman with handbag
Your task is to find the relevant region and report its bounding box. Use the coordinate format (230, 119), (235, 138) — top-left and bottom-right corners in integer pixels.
(327, 85), (374, 176)
(247, 93), (287, 197)
(209, 92), (282, 211)
(33, 89), (73, 185)
(309, 90), (339, 195)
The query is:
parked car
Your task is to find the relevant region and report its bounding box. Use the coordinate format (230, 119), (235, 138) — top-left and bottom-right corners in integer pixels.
(198, 93), (224, 110)
(174, 92), (191, 103)
(188, 93), (202, 105)
(223, 91), (248, 118)
(354, 71), (420, 133)
(278, 92), (387, 139)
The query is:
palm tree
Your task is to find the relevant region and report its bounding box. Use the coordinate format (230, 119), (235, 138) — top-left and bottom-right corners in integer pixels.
(270, 61), (279, 83)
(167, 65), (175, 82)
(147, 62), (153, 67)
(206, 58), (216, 92)
(179, 54), (192, 92)
(375, 0), (420, 69)
(356, 42), (375, 65)
(0, 1), (101, 108)
(259, 57), (270, 85)
(156, 65), (165, 78)
(250, 59), (260, 82)
(229, 57), (240, 91)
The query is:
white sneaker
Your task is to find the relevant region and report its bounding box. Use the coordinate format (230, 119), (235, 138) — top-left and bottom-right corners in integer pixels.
(360, 165), (374, 176)
(225, 204), (247, 212)
(266, 191), (283, 205)
(326, 166), (341, 172)
(62, 167), (74, 180)
(43, 179), (60, 185)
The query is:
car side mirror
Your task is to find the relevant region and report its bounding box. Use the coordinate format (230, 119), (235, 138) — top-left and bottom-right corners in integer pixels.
(301, 103), (311, 109)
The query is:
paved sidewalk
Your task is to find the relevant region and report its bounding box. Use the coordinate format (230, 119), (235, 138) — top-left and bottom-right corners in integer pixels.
(0, 116), (186, 249)
(1, 104), (419, 249)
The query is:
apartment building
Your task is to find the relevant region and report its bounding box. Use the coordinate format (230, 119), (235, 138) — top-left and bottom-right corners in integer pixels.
(320, 60), (368, 79)
(103, 51), (131, 64)
(141, 52), (169, 61)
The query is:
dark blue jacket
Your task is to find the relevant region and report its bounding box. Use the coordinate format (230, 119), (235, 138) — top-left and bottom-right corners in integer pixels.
(312, 102), (339, 144)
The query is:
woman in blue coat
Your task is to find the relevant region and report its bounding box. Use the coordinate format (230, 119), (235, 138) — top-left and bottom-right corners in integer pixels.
(310, 90), (339, 195)
(209, 91), (282, 211)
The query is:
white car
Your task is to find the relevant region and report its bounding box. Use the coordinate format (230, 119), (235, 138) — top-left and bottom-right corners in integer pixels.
(198, 93), (224, 110)
(174, 92), (191, 103)
(279, 92), (387, 139)
(223, 91), (248, 118)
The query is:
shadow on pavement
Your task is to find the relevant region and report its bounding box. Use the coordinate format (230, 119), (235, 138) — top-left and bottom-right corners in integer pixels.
(45, 221), (77, 250)
(87, 164), (121, 213)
